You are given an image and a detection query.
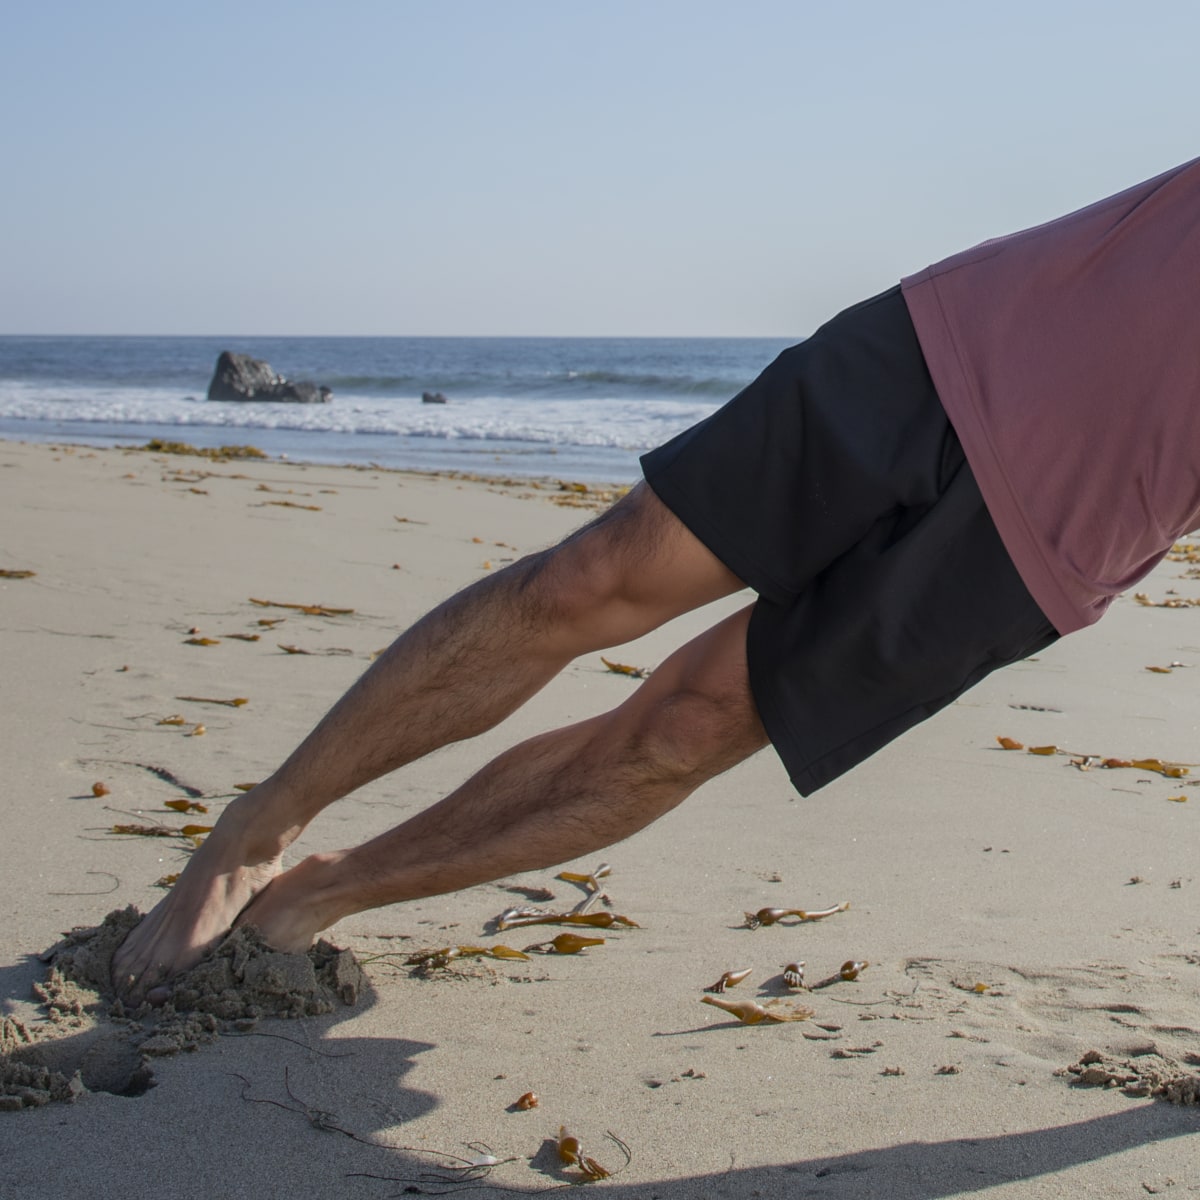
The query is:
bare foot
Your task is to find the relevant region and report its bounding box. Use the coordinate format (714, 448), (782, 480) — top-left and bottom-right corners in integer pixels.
(111, 792), (292, 1001)
(233, 851), (350, 954)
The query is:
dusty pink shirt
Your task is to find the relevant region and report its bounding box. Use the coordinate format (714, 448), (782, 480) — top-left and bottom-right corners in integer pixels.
(902, 157), (1200, 634)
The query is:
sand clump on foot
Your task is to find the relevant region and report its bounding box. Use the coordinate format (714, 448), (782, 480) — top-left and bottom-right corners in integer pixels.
(1, 906), (365, 1109)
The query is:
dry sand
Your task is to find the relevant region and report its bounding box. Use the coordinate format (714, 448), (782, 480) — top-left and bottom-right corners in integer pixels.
(0, 436), (1197, 1198)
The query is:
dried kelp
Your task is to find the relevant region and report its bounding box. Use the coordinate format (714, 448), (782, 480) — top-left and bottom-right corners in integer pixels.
(742, 902), (850, 929)
(701, 995), (815, 1024)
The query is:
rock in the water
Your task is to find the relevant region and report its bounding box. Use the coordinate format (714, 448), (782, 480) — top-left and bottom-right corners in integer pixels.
(421, 390), (448, 404)
(207, 351), (331, 403)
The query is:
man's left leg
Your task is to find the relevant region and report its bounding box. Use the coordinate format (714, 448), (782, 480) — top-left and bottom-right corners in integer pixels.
(233, 604), (767, 953)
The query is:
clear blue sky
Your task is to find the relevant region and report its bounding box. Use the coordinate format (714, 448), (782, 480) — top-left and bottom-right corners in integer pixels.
(2, 1), (1196, 336)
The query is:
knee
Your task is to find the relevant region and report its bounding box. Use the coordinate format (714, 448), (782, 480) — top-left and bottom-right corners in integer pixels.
(623, 687), (765, 786)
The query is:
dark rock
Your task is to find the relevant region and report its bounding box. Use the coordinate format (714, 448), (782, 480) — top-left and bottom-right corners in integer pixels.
(207, 351), (332, 403)
(273, 380), (332, 404)
(421, 390), (448, 404)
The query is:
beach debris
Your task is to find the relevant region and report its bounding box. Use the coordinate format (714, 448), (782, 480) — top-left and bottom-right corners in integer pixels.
(494, 863), (636, 931)
(704, 968), (753, 994)
(496, 907), (638, 931)
(404, 945), (531, 970)
(994, 739), (1191, 778)
(91, 782), (111, 798)
(1167, 794), (1188, 803)
(233, 782), (258, 792)
(187, 724), (206, 737)
(512, 1091), (539, 1111)
(141, 439), (266, 459)
(0, 569), (35, 579)
(260, 500), (322, 512)
(108, 823), (183, 838)
(183, 636), (220, 646)
(256, 617), (285, 627)
(109, 822), (212, 840)
(810, 961), (870, 990)
(1059, 1049), (1200, 1103)
(601, 656), (652, 679)
(501, 883), (556, 902)
(278, 644), (311, 655)
(249, 597), (354, 616)
(951, 978), (993, 994)
(526, 933), (604, 955)
(557, 862), (611, 892)
(157, 715), (187, 726)
(555, 862), (614, 916)
(782, 962), (806, 990)
(221, 632), (261, 641)
(1127, 759), (1189, 778)
(1133, 592), (1200, 608)
(556, 1126), (621, 1181)
(175, 695), (248, 707)
(163, 799), (208, 814)
(742, 901), (849, 929)
(701, 995), (815, 1024)
(348, 1140), (520, 1188)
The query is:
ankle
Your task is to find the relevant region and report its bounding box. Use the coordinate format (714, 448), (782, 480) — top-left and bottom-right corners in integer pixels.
(262, 850), (363, 937)
(221, 782), (306, 861)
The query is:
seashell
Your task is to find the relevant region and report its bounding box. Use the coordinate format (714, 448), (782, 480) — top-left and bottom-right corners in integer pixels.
(513, 1091), (539, 1110)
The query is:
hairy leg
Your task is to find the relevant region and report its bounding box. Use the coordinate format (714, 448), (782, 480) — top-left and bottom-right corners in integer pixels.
(240, 605), (767, 952)
(112, 484), (746, 997)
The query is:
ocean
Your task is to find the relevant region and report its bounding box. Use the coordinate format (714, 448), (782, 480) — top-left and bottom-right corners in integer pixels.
(0, 335), (797, 483)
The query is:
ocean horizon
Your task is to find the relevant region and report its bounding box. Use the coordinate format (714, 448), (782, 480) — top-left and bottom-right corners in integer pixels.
(0, 334), (798, 483)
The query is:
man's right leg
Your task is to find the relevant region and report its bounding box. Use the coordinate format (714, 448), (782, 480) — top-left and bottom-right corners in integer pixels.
(112, 482), (748, 996)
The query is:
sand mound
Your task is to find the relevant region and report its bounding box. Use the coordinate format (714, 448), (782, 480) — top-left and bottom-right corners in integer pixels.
(1, 907), (366, 1110)
(1060, 1048), (1200, 1105)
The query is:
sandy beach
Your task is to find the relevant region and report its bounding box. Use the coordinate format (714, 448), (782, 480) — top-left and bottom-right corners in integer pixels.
(1, 435), (1197, 1198)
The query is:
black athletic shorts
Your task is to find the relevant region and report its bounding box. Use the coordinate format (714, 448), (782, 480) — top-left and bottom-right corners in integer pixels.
(640, 286), (1058, 796)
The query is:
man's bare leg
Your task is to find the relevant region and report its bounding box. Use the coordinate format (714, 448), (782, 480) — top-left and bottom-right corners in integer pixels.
(112, 484), (747, 997)
(238, 606), (766, 953)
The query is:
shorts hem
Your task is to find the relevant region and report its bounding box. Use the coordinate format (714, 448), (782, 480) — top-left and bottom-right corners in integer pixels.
(640, 456), (792, 604)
